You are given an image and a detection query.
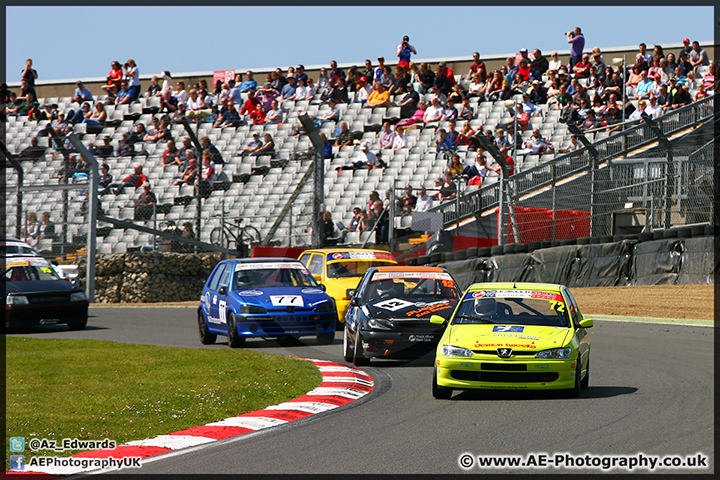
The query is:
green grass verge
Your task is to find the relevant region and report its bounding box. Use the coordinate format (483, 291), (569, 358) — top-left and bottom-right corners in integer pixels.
(6, 337), (321, 469)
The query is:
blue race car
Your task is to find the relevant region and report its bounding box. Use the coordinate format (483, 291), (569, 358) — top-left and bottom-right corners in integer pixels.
(198, 258), (337, 347)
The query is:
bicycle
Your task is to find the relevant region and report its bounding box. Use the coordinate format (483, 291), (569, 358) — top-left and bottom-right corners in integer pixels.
(209, 217), (262, 250)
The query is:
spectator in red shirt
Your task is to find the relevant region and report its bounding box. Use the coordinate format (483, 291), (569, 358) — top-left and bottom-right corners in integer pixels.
(572, 54), (592, 78)
(101, 61), (123, 96)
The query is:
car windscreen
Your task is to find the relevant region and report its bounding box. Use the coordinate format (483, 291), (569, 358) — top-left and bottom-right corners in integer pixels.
(2, 244), (38, 256)
(454, 290), (570, 327)
(364, 272), (458, 303)
(327, 260), (396, 279)
(233, 263), (317, 290)
(5, 264), (61, 282)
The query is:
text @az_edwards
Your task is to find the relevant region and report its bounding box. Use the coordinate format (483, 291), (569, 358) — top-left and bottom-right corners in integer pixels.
(458, 452), (710, 471)
(27, 437), (116, 452)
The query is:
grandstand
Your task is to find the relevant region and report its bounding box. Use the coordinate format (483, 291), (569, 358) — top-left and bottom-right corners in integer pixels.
(4, 44), (716, 259)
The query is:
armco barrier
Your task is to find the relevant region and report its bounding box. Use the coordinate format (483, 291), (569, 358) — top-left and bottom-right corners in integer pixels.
(438, 236), (714, 291)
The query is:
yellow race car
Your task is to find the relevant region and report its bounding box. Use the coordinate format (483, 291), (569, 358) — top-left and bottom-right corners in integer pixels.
(298, 248), (398, 326)
(431, 282), (592, 399)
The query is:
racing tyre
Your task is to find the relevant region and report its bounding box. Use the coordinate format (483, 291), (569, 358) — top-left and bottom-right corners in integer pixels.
(353, 330), (370, 366)
(580, 355), (589, 389)
(343, 327), (353, 362)
(198, 311), (216, 345)
(227, 312), (245, 348)
(67, 316), (88, 331)
(317, 331), (334, 345)
(432, 368), (452, 399)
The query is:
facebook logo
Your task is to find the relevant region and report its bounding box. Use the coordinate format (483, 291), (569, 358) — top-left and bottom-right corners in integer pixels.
(9, 436), (25, 452)
(10, 455), (25, 471)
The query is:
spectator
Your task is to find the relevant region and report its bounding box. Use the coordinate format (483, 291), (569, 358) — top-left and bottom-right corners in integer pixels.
(173, 80), (189, 105)
(628, 100), (647, 122)
(185, 89), (212, 121)
(392, 125), (408, 151)
(215, 99), (242, 129)
(240, 132), (264, 156)
(322, 211), (339, 246)
(396, 100), (427, 128)
(433, 64), (452, 95)
(329, 77), (349, 104)
(548, 51), (563, 72)
(465, 52), (488, 82)
(133, 182), (157, 221)
(280, 76), (298, 105)
(83, 102), (106, 127)
(115, 80), (133, 106)
(159, 71), (173, 96)
(239, 70), (257, 92)
(352, 75), (372, 103)
(517, 129), (554, 156)
(162, 139), (182, 169)
(566, 27), (585, 70)
(366, 82), (390, 108)
(638, 43), (653, 64)
(146, 76), (162, 97)
(483, 70), (504, 101)
(334, 121), (354, 147)
(294, 78), (316, 101)
(102, 164), (147, 195)
(646, 94), (663, 119)
(101, 61), (123, 96)
(590, 47), (607, 80)
(264, 99), (283, 125)
(87, 135), (114, 159)
(116, 132), (136, 157)
(530, 48), (549, 77)
(21, 58), (38, 85)
(368, 200), (389, 243)
(377, 121), (396, 150)
(21, 212), (41, 247)
(342, 207), (363, 238)
(688, 41), (710, 69)
(143, 116), (170, 143)
(396, 35), (417, 68)
(634, 71), (653, 100)
(527, 79), (548, 104)
(457, 122), (476, 147)
(316, 67), (330, 92)
(160, 89), (179, 113)
(417, 62), (435, 94)
(396, 81), (420, 118)
(447, 154), (463, 178)
(177, 136), (193, 165)
(123, 59), (141, 102)
(254, 133), (275, 157)
(98, 163), (113, 192)
(668, 79), (691, 110)
(581, 109), (599, 130)
(201, 136), (224, 165)
(572, 54), (592, 79)
(430, 171), (457, 203)
(415, 185), (434, 212)
(335, 143), (385, 176)
(316, 99), (340, 126)
(559, 135), (580, 154)
(171, 154), (198, 187)
(435, 128), (453, 155)
(401, 185), (418, 209)
(197, 151), (215, 199)
(17, 137), (46, 159)
(423, 96), (445, 126)
(72, 80), (93, 104)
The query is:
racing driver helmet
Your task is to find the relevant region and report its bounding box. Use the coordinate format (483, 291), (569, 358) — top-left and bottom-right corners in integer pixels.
(374, 279), (396, 298)
(474, 297), (497, 318)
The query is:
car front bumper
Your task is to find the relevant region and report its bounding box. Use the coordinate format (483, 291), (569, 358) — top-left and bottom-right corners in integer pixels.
(357, 329), (442, 358)
(435, 355), (578, 391)
(236, 311), (337, 337)
(6, 303), (89, 327)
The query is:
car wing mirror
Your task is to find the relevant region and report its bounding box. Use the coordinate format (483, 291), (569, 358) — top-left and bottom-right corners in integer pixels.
(430, 315), (445, 325)
(579, 317), (593, 328)
(346, 288), (356, 298)
(349, 297), (359, 307)
(219, 286), (228, 295)
(317, 283), (326, 292)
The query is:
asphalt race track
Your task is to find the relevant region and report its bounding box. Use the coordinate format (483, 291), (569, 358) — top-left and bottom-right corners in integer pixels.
(12, 307), (714, 474)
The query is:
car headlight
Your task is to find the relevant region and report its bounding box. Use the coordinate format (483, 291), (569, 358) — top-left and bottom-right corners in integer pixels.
(315, 300), (335, 312)
(6, 295), (29, 306)
(70, 291), (87, 302)
(240, 304), (267, 314)
(368, 317), (394, 330)
(535, 347), (572, 359)
(440, 344), (474, 357)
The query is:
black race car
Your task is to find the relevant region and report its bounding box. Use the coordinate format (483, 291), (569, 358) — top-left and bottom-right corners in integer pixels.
(343, 266), (460, 365)
(5, 255), (89, 331)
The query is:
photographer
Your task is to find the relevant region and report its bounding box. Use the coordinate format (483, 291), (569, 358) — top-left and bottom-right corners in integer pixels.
(566, 27), (585, 71)
(396, 35), (417, 69)
(122, 59), (141, 102)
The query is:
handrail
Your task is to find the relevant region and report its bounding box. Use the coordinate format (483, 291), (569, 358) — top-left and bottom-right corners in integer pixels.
(429, 95), (715, 227)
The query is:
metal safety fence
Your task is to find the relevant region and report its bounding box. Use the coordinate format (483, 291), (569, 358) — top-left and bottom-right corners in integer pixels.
(428, 95), (715, 243)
